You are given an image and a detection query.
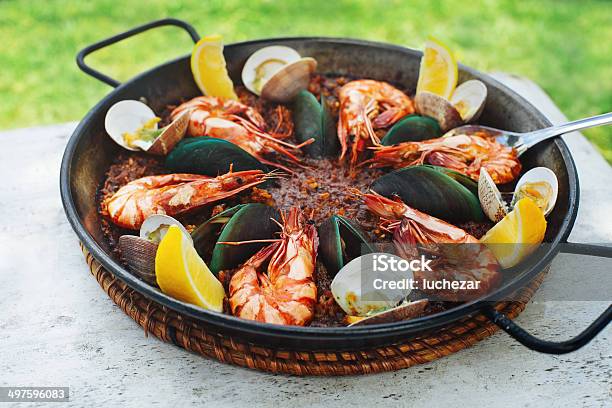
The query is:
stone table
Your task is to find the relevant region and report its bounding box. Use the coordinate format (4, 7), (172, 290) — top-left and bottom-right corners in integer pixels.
(0, 74), (610, 407)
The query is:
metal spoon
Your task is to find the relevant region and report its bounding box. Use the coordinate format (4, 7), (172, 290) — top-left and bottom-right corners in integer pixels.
(444, 112), (612, 156)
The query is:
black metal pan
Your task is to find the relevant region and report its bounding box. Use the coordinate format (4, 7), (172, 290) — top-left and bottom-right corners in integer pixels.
(61, 18), (611, 353)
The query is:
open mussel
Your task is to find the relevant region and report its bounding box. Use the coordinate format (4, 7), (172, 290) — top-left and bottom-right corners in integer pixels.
(241, 45), (317, 103)
(105, 100), (188, 155)
(118, 215), (189, 284)
(318, 215), (375, 278)
(292, 90), (339, 158)
(380, 115), (442, 145)
(165, 137), (269, 176)
(191, 204), (281, 275)
(371, 165), (484, 222)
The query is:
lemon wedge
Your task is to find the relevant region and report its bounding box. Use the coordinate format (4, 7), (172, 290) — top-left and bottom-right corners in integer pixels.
(416, 38), (458, 99)
(480, 198), (547, 268)
(155, 225), (225, 311)
(190, 34), (238, 100)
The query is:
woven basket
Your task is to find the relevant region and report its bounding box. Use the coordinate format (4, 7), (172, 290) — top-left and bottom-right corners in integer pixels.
(82, 244), (544, 376)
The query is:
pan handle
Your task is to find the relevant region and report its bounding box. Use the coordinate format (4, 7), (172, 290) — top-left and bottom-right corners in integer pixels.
(76, 18), (200, 87)
(483, 243), (612, 354)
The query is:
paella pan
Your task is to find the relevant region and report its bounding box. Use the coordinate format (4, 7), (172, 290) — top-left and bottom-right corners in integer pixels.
(61, 18), (611, 353)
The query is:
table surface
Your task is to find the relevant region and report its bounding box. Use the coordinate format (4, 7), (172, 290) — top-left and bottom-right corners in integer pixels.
(0, 73), (610, 408)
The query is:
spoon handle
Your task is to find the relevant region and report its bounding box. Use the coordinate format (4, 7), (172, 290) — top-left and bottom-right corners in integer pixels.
(519, 112), (612, 153)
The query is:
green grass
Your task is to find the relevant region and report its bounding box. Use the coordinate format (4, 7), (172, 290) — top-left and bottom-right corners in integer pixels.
(1, 0), (610, 161)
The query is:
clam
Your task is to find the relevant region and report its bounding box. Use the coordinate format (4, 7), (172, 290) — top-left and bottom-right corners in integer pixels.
(512, 167), (558, 216)
(348, 299), (429, 326)
(241, 46), (317, 103)
(118, 235), (158, 285)
(381, 115), (442, 145)
(478, 167), (509, 222)
(450, 80), (487, 123)
(293, 90), (339, 158)
(191, 204), (281, 275)
(104, 100), (188, 155)
(140, 214), (192, 244)
(478, 167), (558, 221)
(318, 215), (375, 278)
(371, 165), (484, 223)
(165, 137), (269, 176)
(415, 80), (487, 132)
(241, 46), (301, 94)
(414, 92), (463, 132)
(330, 254), (413, 317)
(118, 215), (191, 285)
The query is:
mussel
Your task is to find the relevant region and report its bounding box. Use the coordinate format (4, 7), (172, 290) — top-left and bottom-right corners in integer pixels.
(292, 90), (339, 158)
(371, 165), (484, 222)
(419, 164), (478, 196)
(118, 215), (189, 284)
(380, 115), (442, 145)
(241, 46), (317, 103)
(318, 215), (375, 278)
(105, 100), (188, 155)
(165, 137), (269, 176)
(191, 204), (281, 275)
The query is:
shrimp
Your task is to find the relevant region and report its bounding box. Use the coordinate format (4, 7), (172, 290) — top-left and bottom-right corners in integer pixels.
(102, 169), (270, 230)
(367, 133), (521, 184)
(362, 192), (501, 301)
(228, 208), (318, 325)
(171, 96), (310, 171)
(337, 80), (415, 166)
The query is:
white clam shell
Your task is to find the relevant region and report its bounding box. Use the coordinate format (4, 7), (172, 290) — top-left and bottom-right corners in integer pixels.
(146, 110), (189, 156)
(330, 253), (412, 317)
(478, 167), (508, 222)
(118, 235), (158, 285)
(415, 91), (464, 132)
(512, 167), (558, 216)
(241, 45), (301, 95)
(260, 57), (317, 103)
(105, 100), (157, 151)
(140, 215), (192, 244)
(450, 80), (487, 123)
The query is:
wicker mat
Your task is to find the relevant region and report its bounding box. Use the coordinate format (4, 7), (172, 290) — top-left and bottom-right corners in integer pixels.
(81, 244), (544, 376)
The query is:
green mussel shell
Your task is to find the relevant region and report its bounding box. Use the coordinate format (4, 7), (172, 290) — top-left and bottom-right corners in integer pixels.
(380, 115), (442, 146)
(165, 138), (268, 176)
(419, 164), (479, 196)
(200, 204), (281, 275)
(318, 215), (375, 279)
(371, 165), (484, 222)
(293, 90), (339, 158)
(192, 204), (248, 262)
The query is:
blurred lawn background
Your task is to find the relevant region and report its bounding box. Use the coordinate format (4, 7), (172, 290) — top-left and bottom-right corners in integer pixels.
(1, 0), (610, 161)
